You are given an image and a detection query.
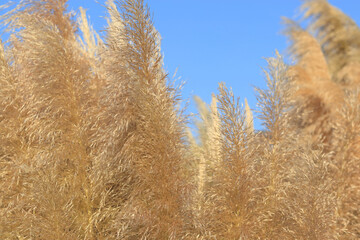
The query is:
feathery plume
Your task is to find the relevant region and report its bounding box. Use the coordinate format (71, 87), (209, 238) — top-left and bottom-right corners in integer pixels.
(244, 98), (254, 135)
(1, 1), (96, 238)
(90, 0), (190, 238)
(302, 0), (360, 86)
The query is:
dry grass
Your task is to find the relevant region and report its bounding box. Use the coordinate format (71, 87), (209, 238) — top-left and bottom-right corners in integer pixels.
(0, 0), (359, 239)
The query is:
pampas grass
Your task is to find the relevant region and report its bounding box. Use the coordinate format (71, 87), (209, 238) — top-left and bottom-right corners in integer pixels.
(0, 0), (359, 239)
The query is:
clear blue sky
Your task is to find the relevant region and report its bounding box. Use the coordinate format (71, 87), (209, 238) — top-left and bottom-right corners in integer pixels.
(6, 1), (360, 129)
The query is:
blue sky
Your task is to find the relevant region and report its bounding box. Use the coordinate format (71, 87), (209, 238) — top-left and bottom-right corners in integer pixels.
(5, 1), (360, 129)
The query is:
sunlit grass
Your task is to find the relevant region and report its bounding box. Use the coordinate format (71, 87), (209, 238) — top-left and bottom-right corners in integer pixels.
(0, 0), (359, 239)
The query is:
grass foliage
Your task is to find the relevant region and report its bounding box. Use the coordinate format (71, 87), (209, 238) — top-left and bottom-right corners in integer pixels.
(0, 0), (359, 239)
